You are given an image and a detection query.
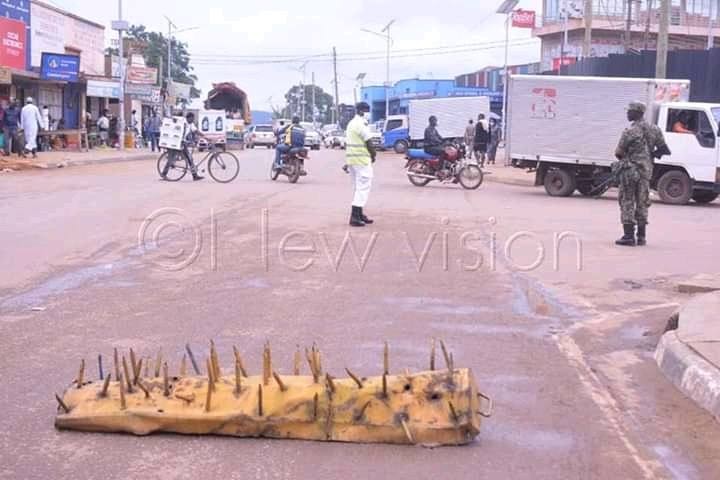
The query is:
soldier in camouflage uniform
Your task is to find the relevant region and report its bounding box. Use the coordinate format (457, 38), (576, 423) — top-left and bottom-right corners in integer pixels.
(614, 101), (670, 246)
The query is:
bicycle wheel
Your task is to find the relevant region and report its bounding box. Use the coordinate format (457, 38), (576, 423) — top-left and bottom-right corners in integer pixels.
(208, 151), (240, 183)
(157, 150), (189, 182)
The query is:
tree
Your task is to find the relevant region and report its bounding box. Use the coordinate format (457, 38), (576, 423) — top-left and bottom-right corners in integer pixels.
(284, 84), (335, 124)
(117, 25), (201, 100)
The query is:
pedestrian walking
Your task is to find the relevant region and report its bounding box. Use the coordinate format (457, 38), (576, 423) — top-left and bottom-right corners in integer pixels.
(20, 97), (43, 158)
(473, 114), (490, 167)
(487, 118), (502, 165)
(2, 100), (21, 156)
(345, 102), (377, 227)
(97, 110), (110, 147)
(614, 101), (670, 247)
(464, 119), (475, 159)
(148, 111), (162, 152)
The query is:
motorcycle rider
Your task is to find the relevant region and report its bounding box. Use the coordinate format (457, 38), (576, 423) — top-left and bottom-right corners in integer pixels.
(424, 116), (445, 158)
(274, 116), (306, 174)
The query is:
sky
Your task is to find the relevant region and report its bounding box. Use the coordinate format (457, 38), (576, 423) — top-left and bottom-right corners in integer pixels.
(52, 0), (544, 112)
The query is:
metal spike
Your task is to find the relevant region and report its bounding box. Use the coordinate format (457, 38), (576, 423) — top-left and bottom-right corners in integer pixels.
(384, 341), (389, 375)
(235, 359), (242, 395)
(185, 343), (200, 375)
(382, 373), (388, 398)
(129, 348), (139, 379)
(113, 348), (120, 382)
(154, 349), (163, 377)
(305, 348), (318, 383)
(232, 346), (248, 377)
(293, 346), (301, 376)
(449, 353), (454, 374)
(76, 359), (85, 389)
(210, 340), (221, 379)
(205, 376), (213, 413)
(119, 375), (127, 410)
(263, 343), (272, 386)
(400, 418), (415, 444)
(315, 348), (322, 376)
(325, 373), (336, 394)
(273, 371), (288, 392)
(313, 393), (319, 421)
(144, 357), (151, 378)
(122, 356), (133, 393)
(258, 384), (263, 417)
(430, 338), (436, 371)
(355, 400), (372, 422)
(98, 354), (104, 380)
(163, 362), (170, 397)
(440, 340), (451, 370)
(180, 354), (187, 376)
(448, 401), (459, 423)
(100, 373), (112, 397)
(345, 367), (363, 389)
(133, 358), (143, 385)
(137, 380), (151, 399)
(55, 393), (70, 413)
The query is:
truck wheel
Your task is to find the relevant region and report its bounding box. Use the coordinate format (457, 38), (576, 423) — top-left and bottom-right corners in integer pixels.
(691, 191), (719, 204)
(544, 168), (576, 197)
(657, 170), (692, 205)
(394, 140), (408, 154)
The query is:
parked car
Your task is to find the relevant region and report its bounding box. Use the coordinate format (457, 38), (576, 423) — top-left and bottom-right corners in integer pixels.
(324, 130), (346, 149)
(301, 122), (322, 150)
(245, 124), (276, 149)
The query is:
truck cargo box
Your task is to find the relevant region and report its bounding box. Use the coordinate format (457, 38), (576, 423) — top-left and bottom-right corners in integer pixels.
(409, 96), (490, 141)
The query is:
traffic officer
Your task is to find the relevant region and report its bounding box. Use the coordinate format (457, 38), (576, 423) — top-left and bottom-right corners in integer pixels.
(614, 101), (670, 246)
(345, 102), (377, 227)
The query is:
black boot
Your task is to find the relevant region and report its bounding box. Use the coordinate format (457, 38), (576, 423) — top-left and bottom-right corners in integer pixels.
(349, 206), (365, 227)
(636, 224), (647, 246)
(615, 224), (636, 246)
(360, 208), (374, 225)
(192, 174), (205, 181)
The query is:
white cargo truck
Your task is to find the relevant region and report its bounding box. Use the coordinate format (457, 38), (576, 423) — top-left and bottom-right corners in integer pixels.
(507, 75), (720, 204)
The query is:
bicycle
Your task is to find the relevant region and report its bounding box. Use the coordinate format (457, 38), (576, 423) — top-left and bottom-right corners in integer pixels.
(157, 143), (240, 183)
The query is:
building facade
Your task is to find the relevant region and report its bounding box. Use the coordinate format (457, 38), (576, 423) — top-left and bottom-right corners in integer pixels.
(536, 0), (720, 71)
(360, 78), (496, 123)
(455, 63), (541, 113)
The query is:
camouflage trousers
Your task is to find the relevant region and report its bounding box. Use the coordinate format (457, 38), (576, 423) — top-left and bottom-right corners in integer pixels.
(618, 169), (651, 225)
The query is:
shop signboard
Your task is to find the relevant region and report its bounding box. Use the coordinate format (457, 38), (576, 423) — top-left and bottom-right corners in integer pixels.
(127, 65), (158, 84)
(126, 83), (162, 104)
(0, 0), (31, 70)
(41, 52), (80, 81)
(86, 79), (120, 99)
(0, 17), (27, 70)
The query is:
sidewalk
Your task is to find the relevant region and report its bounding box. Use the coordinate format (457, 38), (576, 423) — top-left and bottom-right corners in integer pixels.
(0, 148), (157, 172)
(656, 288), (720, 420)
(482, 162), (535, 187)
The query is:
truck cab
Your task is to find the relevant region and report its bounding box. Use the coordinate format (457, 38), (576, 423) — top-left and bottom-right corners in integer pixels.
(382, 115), (409, 153)
(655, 102), (720, 204)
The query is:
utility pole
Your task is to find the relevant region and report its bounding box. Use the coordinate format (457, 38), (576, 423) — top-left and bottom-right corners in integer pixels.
(708, 0), (717, 49)
(333, 47), (340, 125)
(383, 20), (394, 121)
(311, 71), (316, 125)
(656, 0), (669, 78)
(644, 0), (654, 50)
(115, 0), (126, 150)
(583, 0), (593, 57)
(560, 0), (568, 73)
(624, 0), (634, 52)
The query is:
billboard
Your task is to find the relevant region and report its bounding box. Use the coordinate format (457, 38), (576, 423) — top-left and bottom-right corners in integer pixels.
(512, 10), (536, 28)
(127, 65), (158, 84)
(41, 52), (79, 81)
(0, 17), (27, 70)
(87, 79), (120, 99)
(0, 0), (31, 70)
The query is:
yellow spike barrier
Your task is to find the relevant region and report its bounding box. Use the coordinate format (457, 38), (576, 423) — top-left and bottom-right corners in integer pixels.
(54, 368), (491, 446)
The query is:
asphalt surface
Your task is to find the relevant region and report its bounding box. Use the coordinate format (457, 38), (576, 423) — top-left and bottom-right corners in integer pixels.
(1, 148), (719, 480)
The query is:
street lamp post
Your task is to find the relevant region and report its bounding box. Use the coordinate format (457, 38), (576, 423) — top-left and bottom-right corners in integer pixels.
(361, 19), (395, 122)
(164, 16), (199, 116)
(497, 0), (519, 165)
(111, 0), (129, 150)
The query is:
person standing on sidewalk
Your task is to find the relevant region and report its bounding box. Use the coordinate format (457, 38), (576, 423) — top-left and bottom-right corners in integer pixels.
(487, 118), (502, 165)
(2, 100), (21, 156)
(97, 110), (110, 147)
(464, 119), (475, 159)
(473, 113), (489, 167)
(20, 97), (43, 158)
(345, 102), (376, 227)
(148, 111), (162, 152)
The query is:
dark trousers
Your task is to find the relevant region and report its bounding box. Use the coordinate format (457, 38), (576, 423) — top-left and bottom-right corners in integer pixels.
(161, 148), (198, 177)
(2, 127), (16, 155)
(424, 145), (445, 157)
(150, 132), (160, 152)
(275, 144), (291, 167)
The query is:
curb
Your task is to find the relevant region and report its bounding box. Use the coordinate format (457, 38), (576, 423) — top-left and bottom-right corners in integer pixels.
(484, 174), (534, 187)
(39, 154), (157, 170)
(655, 330), (720, 420)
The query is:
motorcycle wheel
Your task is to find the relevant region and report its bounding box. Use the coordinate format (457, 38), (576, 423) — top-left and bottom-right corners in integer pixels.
(270, 162), (280, 181)
(407, 160), (432, 187)
(287, 160), (301, 184)
(457, 164), (484, 190)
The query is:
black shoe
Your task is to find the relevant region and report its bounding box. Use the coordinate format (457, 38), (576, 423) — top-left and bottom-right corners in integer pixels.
(360, 208), (374, 225)
(192, 174), (205, 181)
(615, 224), (636, 246)
(349, 206), (365, 227)
(637, 224), (647, 246)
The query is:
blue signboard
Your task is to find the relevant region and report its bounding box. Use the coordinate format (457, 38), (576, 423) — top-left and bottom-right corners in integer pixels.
(41, 53), (80, 82)
(0, 0), (31, 71)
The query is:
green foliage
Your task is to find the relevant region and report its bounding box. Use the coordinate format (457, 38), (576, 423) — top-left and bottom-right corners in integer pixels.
(284, 85), (335, 124)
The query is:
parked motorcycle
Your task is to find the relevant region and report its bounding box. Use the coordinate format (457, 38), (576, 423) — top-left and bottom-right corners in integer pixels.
(405, 143), (484, 190)
(271, 147), (308, 183)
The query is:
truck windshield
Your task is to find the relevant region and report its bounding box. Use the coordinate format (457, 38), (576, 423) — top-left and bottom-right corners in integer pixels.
(712, 108), (720, 125)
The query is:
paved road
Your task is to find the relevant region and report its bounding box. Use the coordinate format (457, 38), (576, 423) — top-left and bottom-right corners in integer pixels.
(1, 149), (719, 479)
